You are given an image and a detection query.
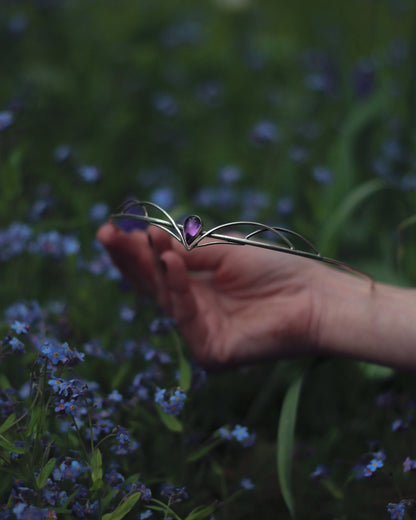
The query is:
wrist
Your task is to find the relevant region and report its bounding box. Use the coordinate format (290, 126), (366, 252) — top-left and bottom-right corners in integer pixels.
(314, 268), (416, 369)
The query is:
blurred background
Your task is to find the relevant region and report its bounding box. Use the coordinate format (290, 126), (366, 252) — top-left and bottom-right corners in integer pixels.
(1, 1), (416, 517)
(2, 0), (416, 287)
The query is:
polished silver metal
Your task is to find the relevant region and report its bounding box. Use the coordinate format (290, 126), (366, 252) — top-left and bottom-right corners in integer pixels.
(111, 199), (373, 283)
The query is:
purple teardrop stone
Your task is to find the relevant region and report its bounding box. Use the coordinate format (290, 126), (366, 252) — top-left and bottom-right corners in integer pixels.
(183, 215), (202, 245)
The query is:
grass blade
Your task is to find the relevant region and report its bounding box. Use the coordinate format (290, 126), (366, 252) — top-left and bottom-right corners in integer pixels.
(276, 369), (305, 519)
(36, 457), (56, 489)
(156, 406), (183, 433)
(0, 413), (16, 435)
(102, 491), (142, 520)
(318, 178), (386, 257)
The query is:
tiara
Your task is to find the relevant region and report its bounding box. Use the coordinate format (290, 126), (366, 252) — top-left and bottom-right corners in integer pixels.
(111, 199), (373, 284)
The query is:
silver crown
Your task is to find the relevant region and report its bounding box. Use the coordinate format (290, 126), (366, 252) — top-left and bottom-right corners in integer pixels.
(111, 199), (373, 284)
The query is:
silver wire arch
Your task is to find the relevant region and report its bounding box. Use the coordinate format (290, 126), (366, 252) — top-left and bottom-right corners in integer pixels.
(111, 199), (373, 284)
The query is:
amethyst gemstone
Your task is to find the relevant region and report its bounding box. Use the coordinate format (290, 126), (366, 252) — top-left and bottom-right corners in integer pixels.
(183, 215), (202, 245)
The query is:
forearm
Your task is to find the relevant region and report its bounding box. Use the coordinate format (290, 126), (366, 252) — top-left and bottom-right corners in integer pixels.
(316, 270), (416, 370)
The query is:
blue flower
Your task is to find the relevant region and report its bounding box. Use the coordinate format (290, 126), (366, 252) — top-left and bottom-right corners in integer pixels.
(53, 460), (84, 482)
(105, 467), (125, 487)
(108, 389), (123, 402)
(152, 93), (178, 117)
(11, 320), (28, 335)
(217, 165), (241, 185)
(28, 231), (80, 258)
(149, 317), (177, 335)
(140, 511), (153, 520)
(54, 399), (67, 414)
(403, 456), (416, 472)
(160, 484), (189, 504)
(89, 202), (109, 222)
(217, 426), (233, 440)
(310, 464), (329, 480)
(288, 146), (309, 163)
(0, 111), (13, 131)
(276, 196), (294, 217)
(41, 342), (66, 365)
(53, 144), (72, 162)
(387, 502), (405, 520)
(12, 504), (44, 520)
(0, 223), (33, 261)
(312, 166), (334, 186)
(5, 300), (42, 325)
(143, 348), (171, 364)
(9, 337), (25, 353)
(364, 451), (386, 477)
(71, 502), (85, 518)
(78, 165), (101, 183)
(155, 387), (186, 416)
(61, 460), (84, 480)
(240, 478), (254, 490)
(112, 426), (140, 455)
(119, 305), (135, 322)
(231, 424), (256, 447)
(48, 378), (64, 393)
(149, 187), (175, 210)
(352, 58), (376, 99)
(249, 120), (279, 146)
(392, 418), (407, 431)
(231, 424), (249, 442)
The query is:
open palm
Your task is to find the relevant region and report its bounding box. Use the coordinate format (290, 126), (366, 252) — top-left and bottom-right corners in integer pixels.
(97, 223), (323, 368)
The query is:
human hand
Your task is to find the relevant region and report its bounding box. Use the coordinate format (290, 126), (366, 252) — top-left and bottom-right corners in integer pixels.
(97, 222), (327, 369)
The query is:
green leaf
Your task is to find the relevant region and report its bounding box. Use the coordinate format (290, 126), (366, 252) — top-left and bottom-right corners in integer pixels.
(0, 413), (16, 435)
(276, 370), (305, 519)
(210, 460), (224, 478)
(318, 179), (386, 257)
(174, 332), (192, 392)
(149, 499), (182, 520)
(102, 489), (116, 512)
(27, 407), (46, 439)
(0, 374), (11, 390)
(327, 90), (385, 203)
(91, 447), (103, 490)
(184, 502), (218, 520)
(357, 362), (394, 380)
(321, 478), (343, 500)
(0, 435), (25, 454)
(102, 492), (142, 520)
(186, 439), (221, 462)
(36, 458), (56, 489)
(178, 353), (192, 393)
(156, 406), (183, 433)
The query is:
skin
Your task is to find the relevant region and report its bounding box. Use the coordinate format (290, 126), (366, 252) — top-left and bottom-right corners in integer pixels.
(97, 222), (416, 371)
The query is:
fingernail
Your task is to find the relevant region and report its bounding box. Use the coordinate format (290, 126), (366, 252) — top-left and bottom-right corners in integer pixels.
(147, 233), (153, 248)
(160, 258), (168, 273)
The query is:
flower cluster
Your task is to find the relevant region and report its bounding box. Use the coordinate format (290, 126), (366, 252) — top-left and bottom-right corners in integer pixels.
(3, 1), (416, 518)
(387, 502), (406, 520)
(363, 450), (386, 477)
(159, 484), (189, 504)
(0, 223), (80, 262)
(154, 387), (187, 416)
(0, 303), (151, 518)
(217, 424), (256, 448)
(41, 341), (85, 368)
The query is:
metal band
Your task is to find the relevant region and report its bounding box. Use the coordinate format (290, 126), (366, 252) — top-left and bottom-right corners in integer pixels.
(111, 199), (373, 284)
